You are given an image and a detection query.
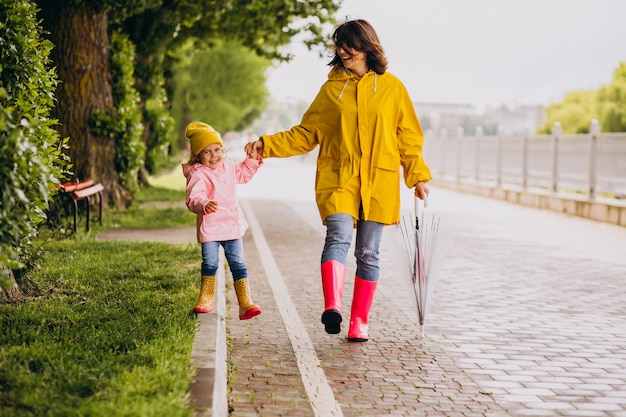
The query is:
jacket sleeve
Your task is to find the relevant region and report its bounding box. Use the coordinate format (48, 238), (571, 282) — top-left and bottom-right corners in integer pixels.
(260, 91), (324, 157)
(234, 157), (261, 184)
(186, 170), (213, 215)
(396, 84), (432, 188)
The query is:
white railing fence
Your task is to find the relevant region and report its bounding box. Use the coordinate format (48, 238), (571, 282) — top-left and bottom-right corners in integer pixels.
(424, 120), (626, 201)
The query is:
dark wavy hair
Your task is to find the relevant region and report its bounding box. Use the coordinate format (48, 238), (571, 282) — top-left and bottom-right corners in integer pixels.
(328, 19), (388, 74)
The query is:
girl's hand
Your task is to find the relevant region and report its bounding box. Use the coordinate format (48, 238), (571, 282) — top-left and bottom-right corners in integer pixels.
(204, 201), (218, 214)
(414, 181), (430, 201)
(245, 139), (264, 158)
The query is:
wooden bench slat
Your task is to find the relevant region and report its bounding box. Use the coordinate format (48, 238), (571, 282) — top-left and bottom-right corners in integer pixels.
(72, 183), (104, 200)
(59, 179), (94, 193)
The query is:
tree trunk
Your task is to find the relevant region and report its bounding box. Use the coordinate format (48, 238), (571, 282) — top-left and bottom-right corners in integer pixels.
(39, 0), (131, 208)
(0, 266), (23, 301)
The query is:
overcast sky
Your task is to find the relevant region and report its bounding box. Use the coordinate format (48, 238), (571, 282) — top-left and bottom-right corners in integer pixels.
(266, 0), (626, 110)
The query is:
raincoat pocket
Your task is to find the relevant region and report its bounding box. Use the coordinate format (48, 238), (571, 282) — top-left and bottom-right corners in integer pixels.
(374, 153), (400, 172)
(372, 153), (401, 197)
(317, 157), (342, 191)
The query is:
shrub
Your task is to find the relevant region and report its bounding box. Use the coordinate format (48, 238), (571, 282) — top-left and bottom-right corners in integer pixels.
(0, 0), (69, 288)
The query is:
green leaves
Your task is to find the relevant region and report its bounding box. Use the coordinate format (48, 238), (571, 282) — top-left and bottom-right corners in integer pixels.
(0, 0), (70, 287)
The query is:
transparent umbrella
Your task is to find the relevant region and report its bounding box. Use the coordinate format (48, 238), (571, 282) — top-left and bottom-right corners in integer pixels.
(396, 197), (449, 337)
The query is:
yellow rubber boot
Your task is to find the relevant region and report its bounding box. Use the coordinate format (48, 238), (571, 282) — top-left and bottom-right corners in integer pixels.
(193, 275), (215, 313)
(234, 278), (261, 320)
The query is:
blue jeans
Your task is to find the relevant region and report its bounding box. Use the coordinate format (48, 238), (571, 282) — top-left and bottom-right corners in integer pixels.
(201, 239), (248, 281)
(320, 214), (384, 282)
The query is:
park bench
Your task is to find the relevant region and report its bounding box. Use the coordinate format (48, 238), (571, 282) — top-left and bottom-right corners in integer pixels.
(57, 179), (104, 233)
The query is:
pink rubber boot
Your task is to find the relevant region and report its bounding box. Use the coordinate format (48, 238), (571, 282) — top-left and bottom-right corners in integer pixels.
(347, 277), (378, 342)
(320, 260), (346, 334)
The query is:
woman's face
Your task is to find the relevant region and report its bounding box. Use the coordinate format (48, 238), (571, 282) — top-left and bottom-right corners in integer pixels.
(336, 45), (367, 75)
(197, 143), (224, 169)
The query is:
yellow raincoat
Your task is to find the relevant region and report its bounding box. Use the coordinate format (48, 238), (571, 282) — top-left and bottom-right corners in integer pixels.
(260, 65), (432, 225)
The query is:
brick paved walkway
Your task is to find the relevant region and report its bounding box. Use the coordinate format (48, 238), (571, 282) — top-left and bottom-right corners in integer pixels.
(224, 157), (626, 416)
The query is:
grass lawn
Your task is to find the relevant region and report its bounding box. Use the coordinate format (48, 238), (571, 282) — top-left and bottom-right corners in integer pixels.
(0, 187), (202, 416)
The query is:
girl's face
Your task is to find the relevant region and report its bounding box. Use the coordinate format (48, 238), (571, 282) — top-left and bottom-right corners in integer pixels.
(336, 44), (367, 76)
(197, 143), (224, 169)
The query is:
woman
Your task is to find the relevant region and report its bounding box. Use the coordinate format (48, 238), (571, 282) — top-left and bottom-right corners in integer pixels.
(246, 19), (431, 342)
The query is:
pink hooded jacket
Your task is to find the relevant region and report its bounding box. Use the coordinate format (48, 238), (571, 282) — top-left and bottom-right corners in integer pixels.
(182, 157), (261, 243)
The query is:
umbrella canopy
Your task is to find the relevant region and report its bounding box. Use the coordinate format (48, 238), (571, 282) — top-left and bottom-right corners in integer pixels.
(397, 198), (449, 337)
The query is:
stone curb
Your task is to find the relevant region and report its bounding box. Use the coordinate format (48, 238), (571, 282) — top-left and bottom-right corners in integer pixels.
(96, 225), (228, 416)
(189, 263), (227, 417)
(434, 179), (626, 227)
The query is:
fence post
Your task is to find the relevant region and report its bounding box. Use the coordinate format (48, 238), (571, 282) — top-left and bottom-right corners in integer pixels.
(474, 126), (483, 182)
(588, 119), (599, 199)
(522, 128), (529, 190)
(551, 122), (562, 193)
(456, 127), (465, 182)
(496, 126), (503, 187)
(440, 128), (448, 180)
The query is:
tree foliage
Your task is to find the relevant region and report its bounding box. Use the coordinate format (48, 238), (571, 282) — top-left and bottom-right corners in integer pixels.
(539, 61), (626, 134)
(90, 30), (145, 193)
(597, 62), (626, 133)
(539, 90), (598, 134)
(35, 0), (341, 206)
(0, 0), (69, 289)
(170, 40), (270, 150)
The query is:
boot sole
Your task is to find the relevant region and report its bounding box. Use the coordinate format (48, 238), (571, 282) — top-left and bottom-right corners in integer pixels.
(321, 310), (342, 334)
(347, 336), (368, 342)
(240, 306), (262, 320)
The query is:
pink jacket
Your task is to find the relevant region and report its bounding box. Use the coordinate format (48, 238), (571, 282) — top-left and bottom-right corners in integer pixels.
(182, 157), (260, 243)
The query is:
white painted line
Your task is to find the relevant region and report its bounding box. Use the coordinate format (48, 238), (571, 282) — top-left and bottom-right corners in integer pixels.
(240, 199), (344, 417)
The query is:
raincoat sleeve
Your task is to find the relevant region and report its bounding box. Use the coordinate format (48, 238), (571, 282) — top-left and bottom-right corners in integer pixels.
(185, 167), (213, 215)
(234, 157), (261, 184)
(396, 85), (432, 188)
(260, 93), (324, 158)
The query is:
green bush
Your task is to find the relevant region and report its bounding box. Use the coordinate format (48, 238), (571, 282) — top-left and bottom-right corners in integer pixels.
(0, 0), (70, 288)
(90, 30), (145, 193)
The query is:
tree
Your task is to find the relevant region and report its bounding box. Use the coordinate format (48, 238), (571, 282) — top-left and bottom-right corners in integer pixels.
(538, 62), (626, 134)
(170, 40), (270, 151)
(538, 90), (598, 134)
(36, 0), (341, 207)
(597, 62), (626, 132)
(1, 0), (69, 292)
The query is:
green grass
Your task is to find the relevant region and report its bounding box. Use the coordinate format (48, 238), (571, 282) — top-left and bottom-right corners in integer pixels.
(103, 186), (195, 230)
(0, 187), (203, 416)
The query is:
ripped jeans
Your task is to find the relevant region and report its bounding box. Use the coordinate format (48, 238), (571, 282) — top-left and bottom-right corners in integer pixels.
(320, 214), (384, 282)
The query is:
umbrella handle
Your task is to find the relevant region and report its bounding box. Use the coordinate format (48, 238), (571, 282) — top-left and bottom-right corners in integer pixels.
(414, 196), (429, 215)
(414, 196), (428, 231)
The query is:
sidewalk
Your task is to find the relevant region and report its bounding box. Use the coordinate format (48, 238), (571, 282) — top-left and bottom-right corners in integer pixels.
(227, 190), (626, 416)
(98, 156), (626, 416)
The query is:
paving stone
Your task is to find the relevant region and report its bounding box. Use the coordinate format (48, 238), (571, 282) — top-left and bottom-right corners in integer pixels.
(221, 168), (626, 417)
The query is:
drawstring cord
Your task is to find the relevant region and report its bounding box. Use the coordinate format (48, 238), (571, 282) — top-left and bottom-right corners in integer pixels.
(338, 79), (349, 99)
(337, 73), (377, 99)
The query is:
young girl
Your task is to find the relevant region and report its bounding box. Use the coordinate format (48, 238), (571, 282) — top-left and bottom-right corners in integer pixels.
(182, 121), (262, 320)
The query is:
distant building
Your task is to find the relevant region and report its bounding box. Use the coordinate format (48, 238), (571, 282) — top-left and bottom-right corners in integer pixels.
(246, 99), (546, 139)
(413, 101), (545, 137)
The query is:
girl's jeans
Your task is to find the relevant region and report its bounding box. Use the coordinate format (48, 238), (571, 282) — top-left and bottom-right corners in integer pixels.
(321, 214), (384, 282)
(201, 238), (248, 281)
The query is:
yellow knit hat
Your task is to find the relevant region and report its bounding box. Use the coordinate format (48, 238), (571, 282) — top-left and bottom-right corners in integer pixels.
(185, 122), (223, 156)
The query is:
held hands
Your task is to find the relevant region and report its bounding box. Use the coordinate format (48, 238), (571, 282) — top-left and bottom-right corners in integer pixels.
(204, 200), (218, 214)
(244, 139), (264, 160)
(414, 181), (430, 202)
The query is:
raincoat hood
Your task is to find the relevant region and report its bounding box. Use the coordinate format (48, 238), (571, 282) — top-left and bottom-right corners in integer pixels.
(327, 65), (378, 99)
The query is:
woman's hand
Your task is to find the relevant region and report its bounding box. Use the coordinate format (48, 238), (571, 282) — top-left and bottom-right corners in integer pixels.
(204, 200), (218, 214)
(414, 181), (430, 201)
(244, 139), (264, 159)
